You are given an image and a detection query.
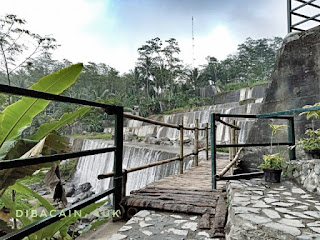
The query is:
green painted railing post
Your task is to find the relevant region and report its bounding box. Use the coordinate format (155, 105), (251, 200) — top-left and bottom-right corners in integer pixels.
(288, 117), (296, 160)
(114, 106), (123, 214)
(211, 113), (217, 189)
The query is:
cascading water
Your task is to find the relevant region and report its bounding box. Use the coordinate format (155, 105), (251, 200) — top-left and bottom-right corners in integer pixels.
(72, 140), (194, 195)
(122, 84), (267, 144)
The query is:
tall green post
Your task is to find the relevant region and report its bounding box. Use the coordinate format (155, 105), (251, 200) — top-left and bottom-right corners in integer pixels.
(211, 113), (217, 189)
(288, 116), (296, 160)
(113, 106), (123, 214)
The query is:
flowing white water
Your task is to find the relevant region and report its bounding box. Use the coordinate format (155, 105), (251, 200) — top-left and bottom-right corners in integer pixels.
(72, 140), (194, 195)
(124, 102), (261, 144)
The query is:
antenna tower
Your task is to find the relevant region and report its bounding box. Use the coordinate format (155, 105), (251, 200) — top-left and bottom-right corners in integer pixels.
(192, 16), (195, 68)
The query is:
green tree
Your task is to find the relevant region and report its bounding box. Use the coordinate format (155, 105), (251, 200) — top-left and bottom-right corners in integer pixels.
(0, 14), (58, 86)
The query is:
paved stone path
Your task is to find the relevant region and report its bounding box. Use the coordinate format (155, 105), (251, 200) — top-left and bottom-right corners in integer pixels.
(109, 210), (219, 240)
(226, 178), (320, 240)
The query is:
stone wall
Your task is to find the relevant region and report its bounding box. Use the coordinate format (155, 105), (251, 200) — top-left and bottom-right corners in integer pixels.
(285, 159), (320, 195)
(241, 25), (320, 171)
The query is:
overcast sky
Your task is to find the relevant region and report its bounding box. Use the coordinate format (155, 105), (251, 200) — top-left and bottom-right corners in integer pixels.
(0, 0), (302, 74)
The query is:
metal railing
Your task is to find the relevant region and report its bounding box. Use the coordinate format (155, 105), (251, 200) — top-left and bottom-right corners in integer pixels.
(0, 84), (124, 240)
(287, 0), (320, 32)
(98, 113), (210, 198)
(210, 113), (296, 189)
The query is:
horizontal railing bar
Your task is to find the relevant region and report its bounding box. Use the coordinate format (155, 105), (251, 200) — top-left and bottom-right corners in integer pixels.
(292, 26), (305, 31)
(218, 172), (264, 180)
(98, 149), (205, 179)
(216, 142), (292, 148)
(292, 11), (320, 23)
(257, 105), (320, 118)
(292, 13), (320, 27)
(291, 0), (317, 12)
(0, 147), (116, 170)
(0, 84), (119, 114)
(216, 118), (241, 130)
(124, 113), (204, 131)
(295, 0), (320, 9)
(198, 127), (211, 130)
(1, 187), (115, 240)
(215, 113), (292, 119)
(124, 113), (180, 129)
(126, 156), (180, 173)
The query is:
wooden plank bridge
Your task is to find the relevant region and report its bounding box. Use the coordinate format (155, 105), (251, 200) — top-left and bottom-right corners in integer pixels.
(120, 153), (231, 238)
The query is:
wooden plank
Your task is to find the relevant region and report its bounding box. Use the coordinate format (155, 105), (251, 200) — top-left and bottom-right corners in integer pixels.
(132, 187), (220, 194)
(212, 193), (227, 238)
(125, 198), (215, 215)
(128, 194), (217, 204)
(199, 209), (211, 229)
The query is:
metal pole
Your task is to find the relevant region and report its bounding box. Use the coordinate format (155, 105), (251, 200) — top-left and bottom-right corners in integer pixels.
(113, 106), (123, 215)
(194, 119), (199, 166)
(179, 118), (184, 174)
(205, 123), (209, 161)
(122, 169), (127, 198)
(287, 0), (292, 33)
(211, 114), (217, 189)
(288, 117), (296, 160)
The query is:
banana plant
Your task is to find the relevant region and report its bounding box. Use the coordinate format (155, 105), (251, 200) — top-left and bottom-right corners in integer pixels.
(0, 64), (91, 191)
(1, 182), (108, 240)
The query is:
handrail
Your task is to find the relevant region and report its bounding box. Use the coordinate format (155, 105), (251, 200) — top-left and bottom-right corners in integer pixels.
(0, 84), (123, 240)
(216, 118), (240, 130)
(258, 105), (320, 118)
(1, 187), (115, 240)
(215, 148), (243, 180)
(211, 113), (296, 189)
(98, 148), (208, 180)
(124, 112), (209, 131)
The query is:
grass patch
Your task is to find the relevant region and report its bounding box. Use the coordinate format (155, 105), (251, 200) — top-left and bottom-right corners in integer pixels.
(217, 147), (230, 153)
(19, 171), (46, 186)
(0, 188), (34, 210)
(219, 80), (268, 93)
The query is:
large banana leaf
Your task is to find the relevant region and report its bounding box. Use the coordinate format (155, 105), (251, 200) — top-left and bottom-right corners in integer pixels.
(48, 200), (108, 238)
(10, 182), (55, 212)
(0, 138), (52, 191)
(0, 138), (37, 160)
(30, 107), (90, 141)
(0, 63), (83, 149)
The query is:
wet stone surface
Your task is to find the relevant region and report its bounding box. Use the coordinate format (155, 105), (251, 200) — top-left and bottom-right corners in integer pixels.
(226, 178), (320, 240)
(108, 210), (218, 240)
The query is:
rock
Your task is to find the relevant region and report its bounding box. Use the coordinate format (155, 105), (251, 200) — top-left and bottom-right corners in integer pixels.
(160, 137), (170, 142)
(29, 183), (43, 191)
(65, 186), (75, 197)
(144, 134), (161, 145)
(74, 182), (92, 196)
(160, 140), (173, 146)
(37, 190), (51, 196)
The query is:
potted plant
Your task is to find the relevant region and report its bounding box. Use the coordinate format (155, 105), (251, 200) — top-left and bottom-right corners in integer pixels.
(295, 129), (320, 158)
(297, 102), (320, 158)
(258, 124), (287, 183)
(259, 153), (286, 183)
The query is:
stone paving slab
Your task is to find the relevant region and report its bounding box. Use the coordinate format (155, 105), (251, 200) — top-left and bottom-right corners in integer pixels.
(108, 210), (221, 240)
(226, 178), (320, 240)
